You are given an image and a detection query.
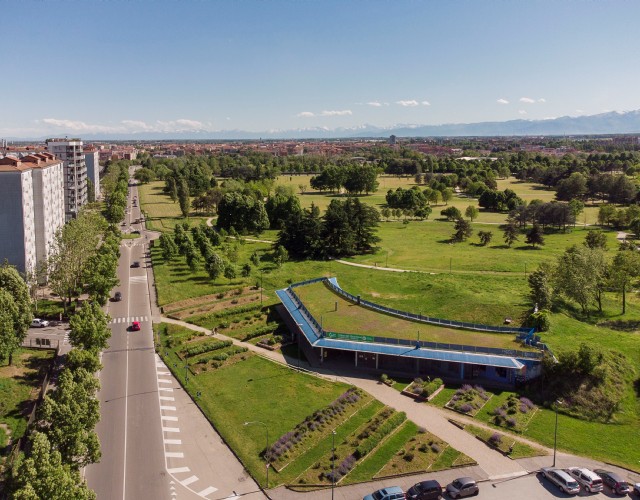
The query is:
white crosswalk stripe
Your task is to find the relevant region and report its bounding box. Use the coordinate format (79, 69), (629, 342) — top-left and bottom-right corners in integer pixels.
(109, 316), (149, 325)
(130, 275), (147, 284)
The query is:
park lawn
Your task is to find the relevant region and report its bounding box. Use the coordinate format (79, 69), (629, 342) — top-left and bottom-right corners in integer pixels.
(346, 221), (619, 273)
(138, 181), (208, 232)
(294, 281), (533, 351)
(0, 349), (55, 451)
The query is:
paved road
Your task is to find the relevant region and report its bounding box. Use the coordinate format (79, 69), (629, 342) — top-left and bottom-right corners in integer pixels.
(87, 172), (264, 500)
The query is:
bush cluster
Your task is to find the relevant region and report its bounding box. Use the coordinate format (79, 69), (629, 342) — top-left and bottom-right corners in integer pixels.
(243, 323), (279, 341)
(183, 339), (233, 357)
(449, 384), (490, 414)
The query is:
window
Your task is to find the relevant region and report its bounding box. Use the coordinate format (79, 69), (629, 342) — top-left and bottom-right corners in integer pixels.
(496, 367), (507, 378)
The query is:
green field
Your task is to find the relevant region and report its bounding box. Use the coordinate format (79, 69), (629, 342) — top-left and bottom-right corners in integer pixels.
(294, 281), (533, 351)
(138, 181), (207, 232)
(0, 349), (55, 455)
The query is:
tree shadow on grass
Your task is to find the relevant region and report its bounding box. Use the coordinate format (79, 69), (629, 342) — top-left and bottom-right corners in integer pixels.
(513, 245), (543, 251)
(490, 245), (511, 249)
(634, 378), (640, 397)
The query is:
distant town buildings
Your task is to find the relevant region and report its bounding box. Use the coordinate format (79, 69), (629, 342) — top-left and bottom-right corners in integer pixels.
(0, 153), (65, 278)
(46, 138), (88, 221)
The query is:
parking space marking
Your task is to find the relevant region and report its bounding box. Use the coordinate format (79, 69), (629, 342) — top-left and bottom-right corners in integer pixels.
(197, 486), (218, 497)
(163, 427), (180, 433)
(164, 439), (182, 445)
(161, 406), (177, 411)
(161, 415), (179, 422)
(180, 475), (199, 486)
(165, 452), (184, 458)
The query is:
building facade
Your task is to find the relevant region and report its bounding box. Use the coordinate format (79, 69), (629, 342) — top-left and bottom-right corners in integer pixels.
(46, 138), (88, 220)
(84, 147), (101, 201)
(0, 154), (64, 278)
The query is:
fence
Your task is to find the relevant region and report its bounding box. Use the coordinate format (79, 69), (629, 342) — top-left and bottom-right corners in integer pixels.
(285, 277), (544, 360)
(21, 338), (60, 349)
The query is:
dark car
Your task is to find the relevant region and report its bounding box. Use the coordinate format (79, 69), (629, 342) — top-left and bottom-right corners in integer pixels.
(594, 469), (631, 495)
(131, 261), (140, 268)
(407, 479), (442, 499)
(114, 291), (122, 301)
(445, 477), (479, 498)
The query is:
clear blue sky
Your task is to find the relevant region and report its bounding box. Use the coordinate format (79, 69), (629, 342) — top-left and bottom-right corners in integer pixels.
(3, 0), (640, 137)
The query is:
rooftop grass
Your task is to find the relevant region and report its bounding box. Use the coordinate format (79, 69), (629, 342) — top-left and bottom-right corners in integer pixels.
(293, 281), (533, 351)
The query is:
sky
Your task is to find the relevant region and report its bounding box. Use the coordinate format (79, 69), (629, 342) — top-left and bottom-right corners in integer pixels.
(3, 0), (640, 137)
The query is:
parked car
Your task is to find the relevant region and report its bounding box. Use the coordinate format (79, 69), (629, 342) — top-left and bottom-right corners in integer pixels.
(566, 467), (603, 493)
(363, 486), (405, 500)
(407, 479), (442, 499)
(131, 261), (140, 268)
(540, 468), (581, 495)
(445, 477), (479, 498)
(594, 469), (632, 495)
(31, 318), (50, 328)
(130, 321), (141, 331)
(49, 320), (61, 327)
(633, 483), (640, 495)
(114, 291), (122, 301)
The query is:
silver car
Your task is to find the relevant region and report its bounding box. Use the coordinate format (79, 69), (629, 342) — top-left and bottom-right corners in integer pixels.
(541, 467), (580, 495)
(445, 477), (478, 498)
(31, 318), (50, 328)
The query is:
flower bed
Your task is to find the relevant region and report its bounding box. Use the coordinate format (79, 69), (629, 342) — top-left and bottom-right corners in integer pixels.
(445, 384), (491, 416)
(267, 388), (372, 471)
(293, 406), (405, 486)
(374, 425), (449, 477)
(402, 378), (444, 401)
(491, 395), (537, 432)
(453, 420), (546, 459)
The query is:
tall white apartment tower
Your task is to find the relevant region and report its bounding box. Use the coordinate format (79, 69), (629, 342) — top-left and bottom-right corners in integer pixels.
(46, 138), (88, 220)
(0, 154), (64, 278)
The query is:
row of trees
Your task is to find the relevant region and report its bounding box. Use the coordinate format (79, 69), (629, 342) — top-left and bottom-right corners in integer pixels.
(529, 232), (640, 316)
(101, 163), (129, 223)
(10, 303), (109, 497)
(309, 164), (379, 195)
(385, 186), (454, 210)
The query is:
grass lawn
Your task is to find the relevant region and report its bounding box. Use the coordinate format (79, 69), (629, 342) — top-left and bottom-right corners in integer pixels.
(138, 181), (208, 232)
(0, 349), (55, 453)
(294, 281), (532, 350)
(457, 421), (546, 459)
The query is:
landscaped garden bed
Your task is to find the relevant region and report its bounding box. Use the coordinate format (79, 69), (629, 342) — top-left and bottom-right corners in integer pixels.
(445, 384), (491, 416)
(490, 394), (537, 432)
(402, 377), (444, 401)
(451, 420), (546, 459)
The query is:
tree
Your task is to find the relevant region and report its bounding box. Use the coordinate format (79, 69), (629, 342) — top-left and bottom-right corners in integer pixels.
(273, 245), (289, 268)
(556, 172), (588, 201)
(265, 194), (302, 230)
(241, 263), (252, 278)
(204, 252), (226, 281)
(584, 230), (608, 250)
(465, 205), (479, 221)
(68, 302), (111, 352)
(477, 230), (493, 246)
(35, 368), (101, 469)
(159, 233), (179, 261)
(217, 192), (270, 234)
(440, 206), (462, 221)
(65, 349), (102, 374)
(503, 222), (519, 247)
(0, 264), (32, 365)
(440, 188), (454, 205)
(610, 249), (640, 314)
(568, 199), (585, 227)
(168, 176), (178, 203)
(528, 264), (553, 310)
(554, 245), (608, 314)
(178, 178), (190, 218)
(525, 224), (545, 248)
(630, 218), (640, 240)
(451, 218), (473, 243)
(11, 432), (96, 500)
(133, 167), (156, 184)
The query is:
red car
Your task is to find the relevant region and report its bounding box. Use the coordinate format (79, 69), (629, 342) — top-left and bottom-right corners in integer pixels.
(131, 321), (141, 331)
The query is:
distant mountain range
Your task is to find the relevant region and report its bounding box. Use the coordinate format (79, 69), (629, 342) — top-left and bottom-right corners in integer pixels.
(6, 110), (640, 141)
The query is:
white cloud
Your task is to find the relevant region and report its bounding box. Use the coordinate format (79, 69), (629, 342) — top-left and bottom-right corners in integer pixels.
(41, 118), (211, 134)
(518, 110), (527, 115)
(41, 118), (121, 133)
(396, 100), (419, 107)
(519, 97), (535, 103)
(575, 109), (584, 114)
(320, 110), (352, 116)
(175, 119), (204, 129)
(497, 99), (509, 104)
(538, 98), (546, 103)
(367, 101), (383, 107)
(297, 111), (315, 118)
(421, 101), (431, 106)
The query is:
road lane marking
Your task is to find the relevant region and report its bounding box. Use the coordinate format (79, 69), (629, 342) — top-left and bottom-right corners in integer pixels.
(160, 406), (177, 411)
(157, 371), (170, 375)
(158, 379), (172, 384)
(180, 475), (199, 486)
(164, 439), (182, 445)
(162, 427), (180, 433)
(197, 486), (218, 497)
(165, 452), (184, 458)
(167, 467), (190, 474)
(159, 396), (175, 401)
(161, 415), (179, 421)
(158, 387), (174, 392)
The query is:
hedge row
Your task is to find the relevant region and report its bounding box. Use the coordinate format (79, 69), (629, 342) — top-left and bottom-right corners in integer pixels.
(188, 303), (263, 323)
(196, 345), (248, 364)
(355, 411), (406, 459)
(242, 323), (279, 341)
(183, 339), (233, 357)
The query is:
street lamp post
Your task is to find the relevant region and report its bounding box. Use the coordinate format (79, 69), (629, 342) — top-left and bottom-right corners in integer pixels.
(331, 430), (336, 500)
(260, 269), (263, 305)
(553, 399), (563, 467)
(244, 421), (270, 489)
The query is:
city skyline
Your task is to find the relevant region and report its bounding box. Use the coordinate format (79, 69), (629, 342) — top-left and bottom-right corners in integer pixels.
(4, 0), (640, 137)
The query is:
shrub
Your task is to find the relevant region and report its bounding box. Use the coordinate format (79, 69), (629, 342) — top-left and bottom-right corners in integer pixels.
(489, 433), (502, 446)
(430, 443), (441, 453)
(459, 403), (473, 413)
(403, 452), (414, 462)
(183, 339), (233, 357)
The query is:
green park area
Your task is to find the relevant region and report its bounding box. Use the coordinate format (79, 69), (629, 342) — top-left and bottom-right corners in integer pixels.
(0, 349), (55, 467)
(142, 170), (640, 474)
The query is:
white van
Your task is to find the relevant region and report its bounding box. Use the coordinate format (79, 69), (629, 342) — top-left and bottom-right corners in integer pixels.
(541, 467), (581, 495)
(567, 467), (604, 493)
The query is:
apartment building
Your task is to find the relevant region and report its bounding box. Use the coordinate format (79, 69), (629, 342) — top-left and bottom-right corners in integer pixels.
(84, 147), (101, 201)
(0, 154), (65, 278)
(46, 138), (88, 220)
